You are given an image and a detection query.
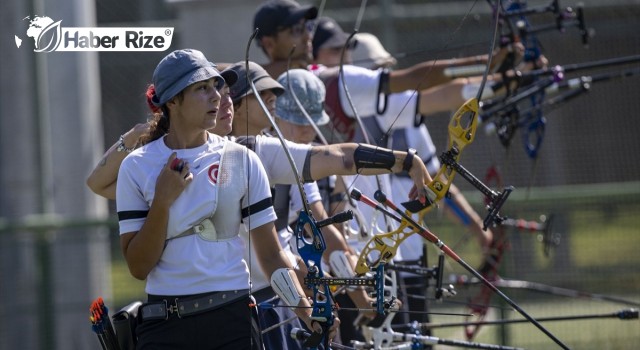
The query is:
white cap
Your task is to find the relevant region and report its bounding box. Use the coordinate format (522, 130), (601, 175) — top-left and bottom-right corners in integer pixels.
(351, 33), (397, 69)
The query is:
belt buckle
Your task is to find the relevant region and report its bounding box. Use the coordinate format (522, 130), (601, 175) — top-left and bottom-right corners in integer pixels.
(165, 298), (181, 319)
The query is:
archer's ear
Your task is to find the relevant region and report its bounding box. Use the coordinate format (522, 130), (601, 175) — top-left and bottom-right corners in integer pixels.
(259, 36), (275, 55)
(166, 95), (180, 110)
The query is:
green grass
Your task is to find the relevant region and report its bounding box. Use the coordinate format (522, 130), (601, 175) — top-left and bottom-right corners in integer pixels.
(570, 205), (640, 269)
(111, 257), (145, 308)
(427, 300), (639, 350)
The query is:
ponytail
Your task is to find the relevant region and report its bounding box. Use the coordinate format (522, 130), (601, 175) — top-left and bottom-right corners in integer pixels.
(140, 84), (169, 145)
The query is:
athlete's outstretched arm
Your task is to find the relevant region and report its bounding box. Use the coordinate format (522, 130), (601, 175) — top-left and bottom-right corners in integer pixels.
(306, 143), (433, 201)
(87, 122), (150, 200)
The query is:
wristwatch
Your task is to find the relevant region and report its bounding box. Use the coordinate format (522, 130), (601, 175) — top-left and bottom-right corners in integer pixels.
(403, 148), (417, 172)
(116, 135), (135, 153)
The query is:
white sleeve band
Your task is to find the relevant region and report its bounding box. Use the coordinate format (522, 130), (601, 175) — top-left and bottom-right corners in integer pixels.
(329, 250), (356, 278)
(270, 268), (305, 308)
(461, 81), (495, 100)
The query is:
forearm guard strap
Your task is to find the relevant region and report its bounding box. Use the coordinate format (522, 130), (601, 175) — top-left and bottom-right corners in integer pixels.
(329, 250), (356, 278)
(271, 268), (305, 308)
(353, 144), (395, 172)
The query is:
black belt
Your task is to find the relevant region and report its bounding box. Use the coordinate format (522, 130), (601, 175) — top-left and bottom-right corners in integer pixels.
(140, 289), (249, 321)
(251, 286), (277, 304)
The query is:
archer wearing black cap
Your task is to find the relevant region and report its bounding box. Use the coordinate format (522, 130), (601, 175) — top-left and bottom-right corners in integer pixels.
(312, 17), (358, 67)
(227, 61), (286, 136)
(253, 0), (318, 78)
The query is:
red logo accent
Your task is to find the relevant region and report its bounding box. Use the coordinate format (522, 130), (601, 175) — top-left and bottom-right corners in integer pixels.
(208, 163), (219, 184)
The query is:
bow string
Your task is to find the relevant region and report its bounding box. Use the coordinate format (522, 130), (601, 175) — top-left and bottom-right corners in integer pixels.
(247, 28), (399, 350)
(246, 29), (337, 349)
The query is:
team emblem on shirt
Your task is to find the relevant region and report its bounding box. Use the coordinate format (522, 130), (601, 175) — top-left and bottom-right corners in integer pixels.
(208, 163), (219, 185)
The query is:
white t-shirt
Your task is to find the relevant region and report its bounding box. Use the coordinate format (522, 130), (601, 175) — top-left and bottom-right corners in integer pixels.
(288, 181), (323, 224)
(251, 135), (312, 185)
(117, 133), (276, 295)
(310, 64), (421, 129)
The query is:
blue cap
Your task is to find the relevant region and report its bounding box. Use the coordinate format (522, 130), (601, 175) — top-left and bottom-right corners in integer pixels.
(276, 69), (329, 126)
(151, 49), (224, 106)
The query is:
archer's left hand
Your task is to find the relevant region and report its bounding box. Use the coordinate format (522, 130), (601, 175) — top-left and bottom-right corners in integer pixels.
(407, 157), (436, 205)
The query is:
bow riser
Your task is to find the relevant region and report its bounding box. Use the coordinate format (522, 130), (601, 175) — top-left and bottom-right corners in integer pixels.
(354, 218), (420, 275)
(429, 98), (480, 201)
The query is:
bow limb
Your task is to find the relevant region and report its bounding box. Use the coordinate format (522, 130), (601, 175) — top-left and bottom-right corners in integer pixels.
(507, 0), (547, 159)
(336, 1), (396, 234)
(464, 223), (508, 340)
(285, 50), (372, 241)
(461, 163), (635, 335)
(284, 51), (389, 322)
(464, 165), (558, 339)
(245, 31), (309, 212)
(338, 61), (395, 234)
(246, 29), (336, 349)
(334, 0), (372, 147)
(426, 0), (502, 207)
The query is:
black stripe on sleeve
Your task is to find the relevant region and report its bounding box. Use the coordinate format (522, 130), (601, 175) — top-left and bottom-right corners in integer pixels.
(241, 197), (273, 219)
(234, 135), (256, 151)
(118, 210), (149, 221)
(414, 93), (425, 127)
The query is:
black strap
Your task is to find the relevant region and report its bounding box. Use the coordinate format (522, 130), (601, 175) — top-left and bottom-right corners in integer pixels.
(233, 135), (256, 151)
(376, 69), (391, 115)
(403, 148), (417, 173)
(118, 210), (148, 221)
(241, 197), (273, 220)
(273, 184), (292, 232)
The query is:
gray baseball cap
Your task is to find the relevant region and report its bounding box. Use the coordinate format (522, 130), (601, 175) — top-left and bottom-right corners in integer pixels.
(351, 33), (397, 69)
(219, 68), (238, 88)
(228, 61), (285, 104)
(151, 49), (225, 106)
(276, 69), (329, 126)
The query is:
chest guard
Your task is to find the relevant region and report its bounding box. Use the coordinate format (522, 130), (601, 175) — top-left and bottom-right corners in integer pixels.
(317, 66), (356, 143)
(168, 141), (248, 242)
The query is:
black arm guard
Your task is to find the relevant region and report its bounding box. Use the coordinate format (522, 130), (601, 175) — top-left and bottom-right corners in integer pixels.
(353, 144), (396, 172)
